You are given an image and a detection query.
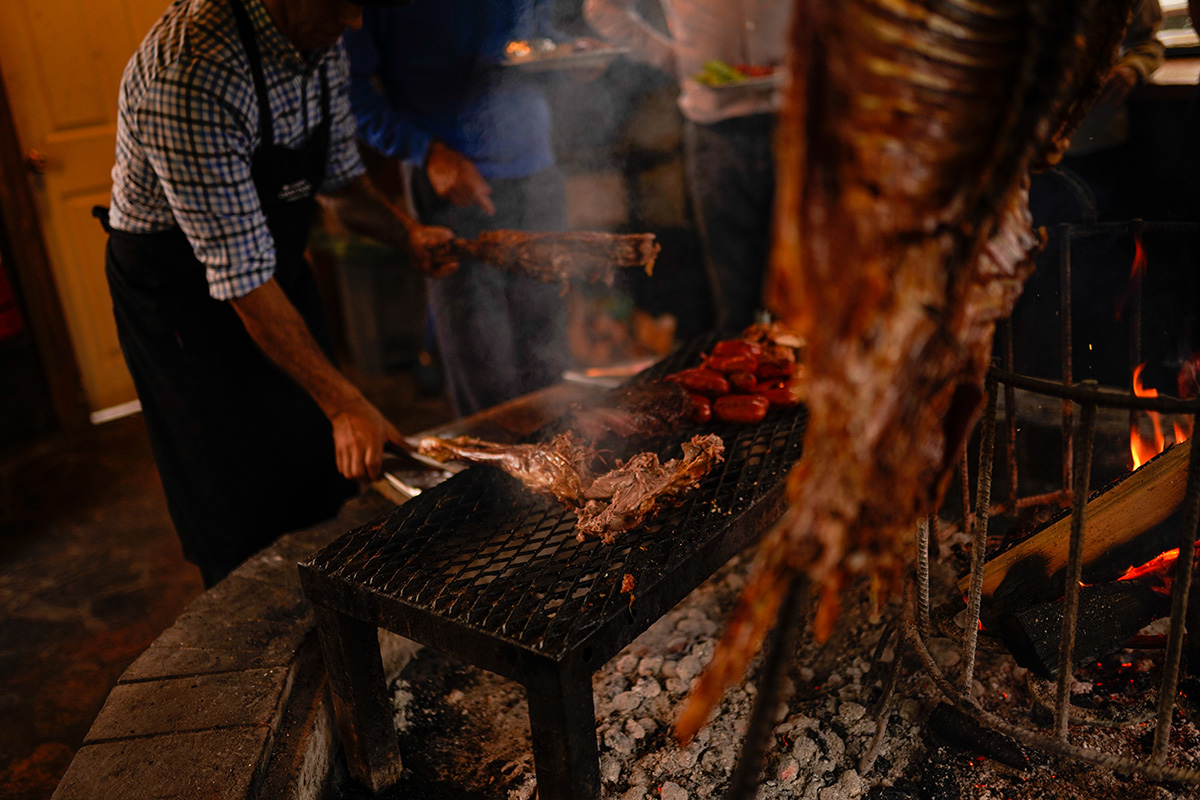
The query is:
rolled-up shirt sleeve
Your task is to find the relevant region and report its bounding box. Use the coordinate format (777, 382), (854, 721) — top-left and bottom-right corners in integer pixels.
(323, 44), (367, 191)
(1119, 0), (1165, 83)
(135, 57), (275, 300)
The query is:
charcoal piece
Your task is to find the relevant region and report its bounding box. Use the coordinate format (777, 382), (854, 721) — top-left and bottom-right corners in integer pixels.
(927, 702), (1030, 771)
(998, 580), (1170, 680)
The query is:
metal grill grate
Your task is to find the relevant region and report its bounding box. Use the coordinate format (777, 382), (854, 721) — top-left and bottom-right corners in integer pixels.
(304, 338), (807, 661)
(301, 337), (809, 799)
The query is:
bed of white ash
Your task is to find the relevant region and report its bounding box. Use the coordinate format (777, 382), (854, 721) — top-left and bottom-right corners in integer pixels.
(329, 522), (1200, 800)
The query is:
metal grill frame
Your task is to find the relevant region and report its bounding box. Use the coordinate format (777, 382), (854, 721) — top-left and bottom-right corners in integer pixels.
(900, 220), (1200, 783)
(299, 338), (808, 799)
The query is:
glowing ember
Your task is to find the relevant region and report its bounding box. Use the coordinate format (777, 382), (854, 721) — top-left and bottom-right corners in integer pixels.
(1118, 547), (1179, 596)
(1130, 364), (1165, 470)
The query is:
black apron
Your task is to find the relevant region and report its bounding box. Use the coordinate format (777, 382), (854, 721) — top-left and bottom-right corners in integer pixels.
(102, 0), (354, 585)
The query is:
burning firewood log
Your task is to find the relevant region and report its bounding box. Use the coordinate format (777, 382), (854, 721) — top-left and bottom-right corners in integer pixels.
(426, 230), (660, 287)
(958, 439), (1191, 621)
(677, 0), (1137, 742)
(927, 702), (1032, 770)
(999, 578), (1170, 680)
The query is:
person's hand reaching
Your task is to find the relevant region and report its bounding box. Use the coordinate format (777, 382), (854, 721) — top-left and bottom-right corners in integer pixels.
(425, 140), (496, 215)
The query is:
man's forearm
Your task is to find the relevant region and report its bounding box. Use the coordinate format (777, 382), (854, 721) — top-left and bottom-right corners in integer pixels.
(231, 277), (401, 481)
(318, 174), (416, 251)
(230, 278), (362, 420)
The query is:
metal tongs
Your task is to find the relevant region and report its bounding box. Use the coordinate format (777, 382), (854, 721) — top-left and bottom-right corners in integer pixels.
(383, 437), (465, 474)
(378, 438), (465, 501)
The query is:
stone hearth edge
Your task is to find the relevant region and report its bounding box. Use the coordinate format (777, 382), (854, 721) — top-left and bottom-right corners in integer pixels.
(51, 491), (411, 800)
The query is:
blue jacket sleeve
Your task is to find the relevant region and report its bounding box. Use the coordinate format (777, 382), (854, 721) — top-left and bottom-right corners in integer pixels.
(343, 25), (433, 165)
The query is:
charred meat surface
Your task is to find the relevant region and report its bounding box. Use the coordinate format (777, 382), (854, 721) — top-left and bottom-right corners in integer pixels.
(576, 433), (726, 543)
(678, 0), (1135, 741)
(428, 230), (660, 287)
(417, 433), (725, 541)
(416, 433), (598, 509)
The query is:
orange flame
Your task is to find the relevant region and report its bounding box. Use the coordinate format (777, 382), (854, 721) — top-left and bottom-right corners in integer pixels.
(1131, 234), (1147, 281)
(1131, 364), (1165, 470)
(1118, 547), (1179, 596)
(1115, 234), (1147, 322)
(1174, 420), (1191, 446)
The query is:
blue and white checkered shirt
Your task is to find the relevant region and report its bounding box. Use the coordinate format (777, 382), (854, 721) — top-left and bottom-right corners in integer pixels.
(109, 0), (364, 300)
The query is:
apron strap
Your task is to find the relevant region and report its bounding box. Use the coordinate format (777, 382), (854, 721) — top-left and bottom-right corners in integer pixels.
(92, 206), (112, 234)
(319, 62), (329, 134)
(229, 0), (274, 147)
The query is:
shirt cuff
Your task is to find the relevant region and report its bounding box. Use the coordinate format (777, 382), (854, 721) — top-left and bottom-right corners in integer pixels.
(206, 261), (275, 301)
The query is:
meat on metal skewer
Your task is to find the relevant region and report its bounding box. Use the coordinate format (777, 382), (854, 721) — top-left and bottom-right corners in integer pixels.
(428, 230), (660, 287)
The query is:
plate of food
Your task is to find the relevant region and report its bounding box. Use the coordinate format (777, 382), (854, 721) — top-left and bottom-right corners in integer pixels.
(693, 59), (782, 90)
(500, 38), (629, 72)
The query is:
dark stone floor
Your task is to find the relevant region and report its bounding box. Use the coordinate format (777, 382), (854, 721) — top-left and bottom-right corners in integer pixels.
(0, 368), (452, 800)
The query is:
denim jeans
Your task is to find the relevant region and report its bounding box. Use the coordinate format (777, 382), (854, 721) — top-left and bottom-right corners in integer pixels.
(684, 113), (776, 333)
(413, 166), (571, 417)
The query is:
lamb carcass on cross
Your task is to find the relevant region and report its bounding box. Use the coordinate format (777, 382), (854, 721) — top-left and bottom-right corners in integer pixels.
(678, 0), (1137, 740)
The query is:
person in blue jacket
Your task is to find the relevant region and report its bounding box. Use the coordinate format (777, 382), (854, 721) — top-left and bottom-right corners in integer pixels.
(345, 1), (574, 417)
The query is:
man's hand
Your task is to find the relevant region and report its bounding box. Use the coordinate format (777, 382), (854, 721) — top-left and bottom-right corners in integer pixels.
(408, 223), (458, 278)
(318, 175), (458, 277)
(425, 141), (496, 215)
(229, 278), (403, 482)
(329, 395), (404, 481)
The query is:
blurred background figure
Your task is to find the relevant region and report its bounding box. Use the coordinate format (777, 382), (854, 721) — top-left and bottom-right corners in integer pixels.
(1031, 0), (1165, 225)
(345, 1), (577, 417)
(1016, 0), (1171, 389)
(584, 0), (790, 332)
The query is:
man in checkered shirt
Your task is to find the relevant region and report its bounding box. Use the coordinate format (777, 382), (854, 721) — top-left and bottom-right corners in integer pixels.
(103, 0), (450, 586)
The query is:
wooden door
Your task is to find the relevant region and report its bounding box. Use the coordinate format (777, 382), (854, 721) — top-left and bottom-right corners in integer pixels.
(0, 0), (165, 411)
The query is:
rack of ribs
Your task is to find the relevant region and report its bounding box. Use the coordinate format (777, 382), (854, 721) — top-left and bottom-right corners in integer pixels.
(428, 230), (660, 287)
(677, 0), (1136, 741)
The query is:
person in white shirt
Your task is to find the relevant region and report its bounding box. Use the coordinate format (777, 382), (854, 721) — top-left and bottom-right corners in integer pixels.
(585, 0), (790, 331)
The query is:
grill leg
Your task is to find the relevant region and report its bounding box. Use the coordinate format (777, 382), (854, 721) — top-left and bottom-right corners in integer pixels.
(525, 663), (600, 800)
(312, 604), (402, 793)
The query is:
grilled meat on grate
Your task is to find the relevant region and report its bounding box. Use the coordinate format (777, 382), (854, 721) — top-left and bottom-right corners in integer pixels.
(678, 0), (1136, 741)
(575, 433), (726, 543)
(416, 433), (598, 510)
(417, 432), (725, 542)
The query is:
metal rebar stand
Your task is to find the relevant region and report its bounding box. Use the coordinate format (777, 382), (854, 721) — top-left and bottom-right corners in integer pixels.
(905, 368), (1200, 783)
(893, 220), (1200, 781)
